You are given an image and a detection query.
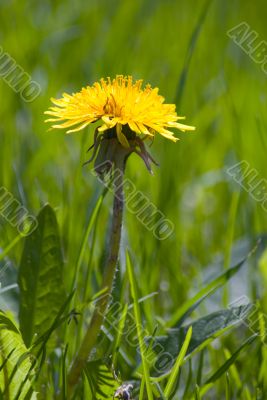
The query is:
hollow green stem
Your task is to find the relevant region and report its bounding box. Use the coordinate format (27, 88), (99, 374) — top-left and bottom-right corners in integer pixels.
(67, 158), (125, 393)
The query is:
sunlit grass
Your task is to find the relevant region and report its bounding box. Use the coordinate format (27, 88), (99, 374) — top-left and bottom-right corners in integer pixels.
(1, 0), (267, 398)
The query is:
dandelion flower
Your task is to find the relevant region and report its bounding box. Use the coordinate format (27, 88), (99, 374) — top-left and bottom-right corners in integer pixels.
(45, 75), (195, 175)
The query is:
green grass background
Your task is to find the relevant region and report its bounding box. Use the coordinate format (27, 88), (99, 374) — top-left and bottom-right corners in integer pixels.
(1, 0), (267, 398)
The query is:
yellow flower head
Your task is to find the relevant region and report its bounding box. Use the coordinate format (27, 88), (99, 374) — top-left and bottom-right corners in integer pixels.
(45, 75), (195, 147)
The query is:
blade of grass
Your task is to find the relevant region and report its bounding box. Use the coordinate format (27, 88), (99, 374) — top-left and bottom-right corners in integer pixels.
(71, 190), (106, 292)
(139, 376), (145, 400)
(62, 344), (69, 400)
(0, 349), (15, 373)
(223, 348), (242, 390)
(16, 291), (75, 399)
(205, 334), (258, 385)
(164, 326), (192, 399)
(243, 386), (253, 400)
(259, 307), (267, 387)
(151, 305), (253, 385)
(225, 372), (230, 400)
(152, 381), (167, 400)
(0, 284), (18, 295)
(223, 191), (239, 306)
(183, 359), (193, 399)
(112, 303), (128, 368)
(196, 350), (204, 386)
(195, 383), (214, 398)
(166, 248), (256, 328)
(126, 250), (153, 400)
(82, 222), (98, 302)
(194, 385), (201, 400)
(174, 0), (212, 107)
(0, 234), (22, 262)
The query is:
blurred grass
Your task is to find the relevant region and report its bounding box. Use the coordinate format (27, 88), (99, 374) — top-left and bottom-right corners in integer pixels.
(1, 0), (267, 397)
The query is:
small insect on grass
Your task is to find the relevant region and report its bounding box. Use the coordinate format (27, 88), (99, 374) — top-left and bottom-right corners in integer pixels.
(113, 383), (134, 400)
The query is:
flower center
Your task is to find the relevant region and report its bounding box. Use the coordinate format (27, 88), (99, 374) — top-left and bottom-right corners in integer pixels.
(103, 95), (121, 117)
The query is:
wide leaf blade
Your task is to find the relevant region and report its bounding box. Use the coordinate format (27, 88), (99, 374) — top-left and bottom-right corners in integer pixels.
(18, 204), (66, 347)
(150, 305), (253, 376)
(0, 310), (37, 399)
